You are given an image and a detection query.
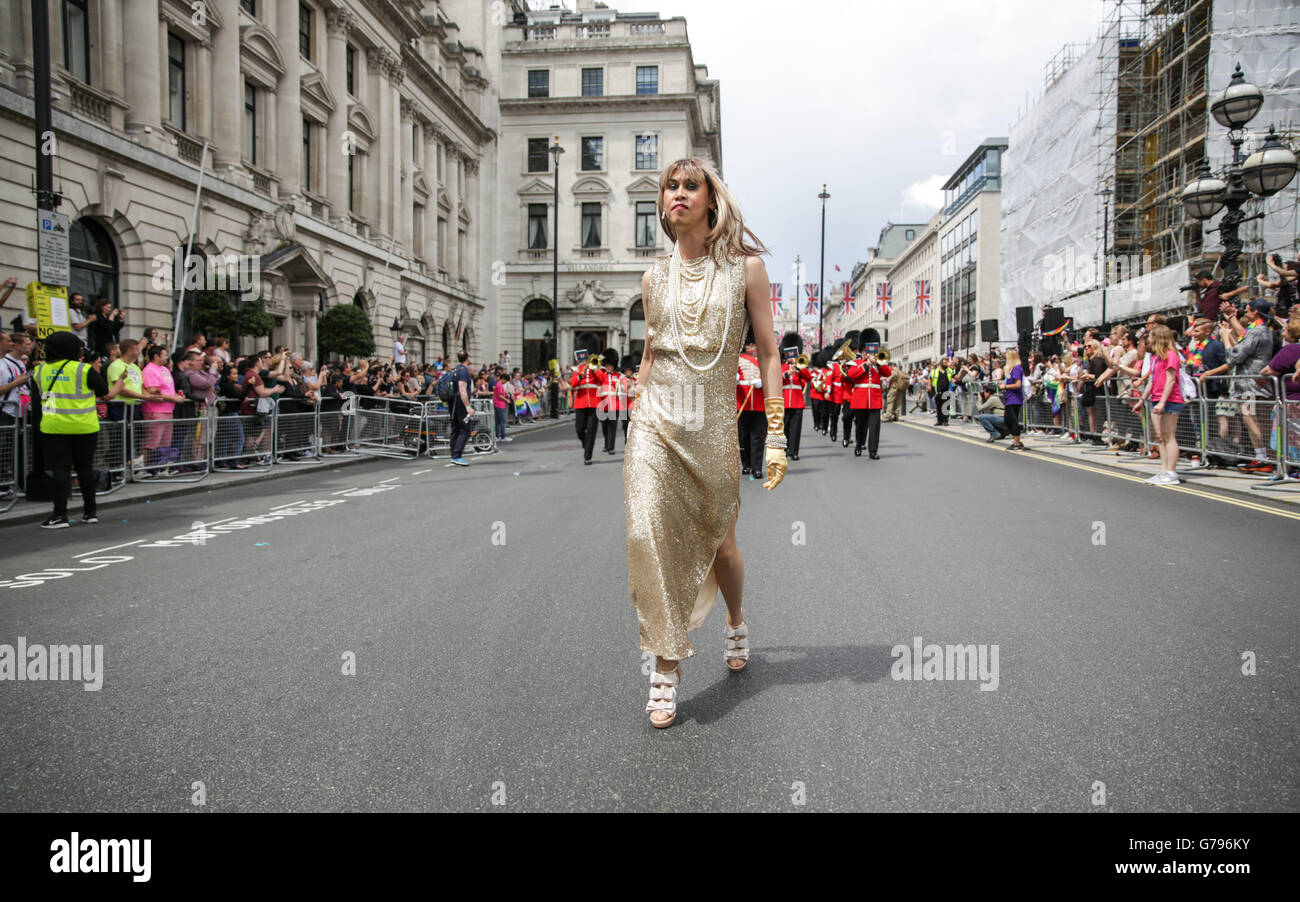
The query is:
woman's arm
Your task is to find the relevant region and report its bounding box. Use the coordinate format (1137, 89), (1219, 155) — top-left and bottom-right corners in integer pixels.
(632, 268), (656, 406)
(743, 256), (782, 401)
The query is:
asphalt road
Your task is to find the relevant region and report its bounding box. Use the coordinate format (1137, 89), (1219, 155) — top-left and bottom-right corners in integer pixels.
(0, 416), (1296, 812)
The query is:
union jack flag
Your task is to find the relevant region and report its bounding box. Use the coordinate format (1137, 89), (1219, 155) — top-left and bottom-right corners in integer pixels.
(841, 283), (856, 318)
(914, 279), (931, 316)
(875, 281), (892, 316)
(804, 283), (820, 317)
(769, 282), (783, 319)
(833, 326), (843, 342)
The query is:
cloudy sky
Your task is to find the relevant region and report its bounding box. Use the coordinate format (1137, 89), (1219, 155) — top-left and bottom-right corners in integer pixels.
(622, 0), (1108, 299)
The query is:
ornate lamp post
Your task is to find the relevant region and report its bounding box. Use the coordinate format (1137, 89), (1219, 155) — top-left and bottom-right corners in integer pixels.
(1180, 65), (1297, 293)
(817, 185), (829, 349)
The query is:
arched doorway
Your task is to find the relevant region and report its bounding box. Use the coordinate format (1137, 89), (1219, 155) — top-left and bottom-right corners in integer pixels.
(522, 297), (552, 374)
(628, 298), (644, 363)
(68, 218), (118, 309)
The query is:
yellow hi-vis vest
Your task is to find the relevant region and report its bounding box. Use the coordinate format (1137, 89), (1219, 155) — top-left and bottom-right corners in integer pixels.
(35, 360), (98, 434)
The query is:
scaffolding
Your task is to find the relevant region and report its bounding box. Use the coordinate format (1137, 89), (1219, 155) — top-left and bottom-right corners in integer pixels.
(1102, 0), (1300, 281)
(1103, 0), (1212, 275)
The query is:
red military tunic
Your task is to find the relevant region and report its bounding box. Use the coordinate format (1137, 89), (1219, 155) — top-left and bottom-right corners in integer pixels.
(829, 364), (848, 406)
(736, 352), (764, 412)
(809, 366), (829, 403)
(614, 372), (630, 416)
(569, 364), (606, 409)
(781, 362), (810, 409)
(845, 358), (891, 410)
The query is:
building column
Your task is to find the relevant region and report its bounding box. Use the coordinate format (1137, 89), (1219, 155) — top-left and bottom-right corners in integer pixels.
(447, 145), (461, 281)
(100, 0), (124, 100)
(276, 0), (302, 201)
(210, 0), (241, 169)
(423, 126), (439, 265)
(399, 99), (415, 255)
(123, 0), (163, 144)
(195, 39), (212, 141)
(465, 156), (480, 291)
(388, 59), (405, 248)
(325, 9), (352, 223)
(368, 48), (393, 239)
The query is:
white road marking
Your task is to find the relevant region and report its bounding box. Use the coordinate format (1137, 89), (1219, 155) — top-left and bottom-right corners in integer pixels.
(73, 540), (145, 559)
(330, 487), (358, 495)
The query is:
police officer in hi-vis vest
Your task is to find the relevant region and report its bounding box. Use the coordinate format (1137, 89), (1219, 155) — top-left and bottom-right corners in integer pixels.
(29, 331), (121, 528)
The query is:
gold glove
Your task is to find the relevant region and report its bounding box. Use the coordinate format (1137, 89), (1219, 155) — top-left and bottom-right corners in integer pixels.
(762, 396), (787, 490)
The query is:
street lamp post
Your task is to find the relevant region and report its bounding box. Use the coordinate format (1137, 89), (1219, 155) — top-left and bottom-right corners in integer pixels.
(1180, 64), (1297, 295)
(818, 185), (829, 349)
(549, 136), (564, 418)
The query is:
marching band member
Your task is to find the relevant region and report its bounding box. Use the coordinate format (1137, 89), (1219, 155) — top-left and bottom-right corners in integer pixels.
(570, 351), (607, 465)
(828, 354), (847, 443)
(845, 343), (892, 458)
(736, 327), (765, 480)
(808, 355), (829, 435)
(778, 332), (810, 461)
(618, 357), (635, 445)
(597, 346), (621, 455)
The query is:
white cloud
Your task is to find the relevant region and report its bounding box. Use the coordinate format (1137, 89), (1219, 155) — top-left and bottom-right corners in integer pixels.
(903, 175), (947, 212)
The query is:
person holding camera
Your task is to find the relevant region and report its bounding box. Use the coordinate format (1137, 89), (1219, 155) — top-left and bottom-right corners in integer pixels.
(448, 350), (474, 467)
(1222, 297), (1277, 472)
(1187, 271), (1249, 321)
(1257, 254), (1298, 318)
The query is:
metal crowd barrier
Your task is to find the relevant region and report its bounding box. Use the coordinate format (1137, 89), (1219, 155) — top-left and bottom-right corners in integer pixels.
(0, 420), (17, 512)
(349, 396), (424, 459)
(130, 409), (210, 483)
(273, 397), (323, 464)
(420, 397), (497, 458)
(1198, 374), (1286, 481)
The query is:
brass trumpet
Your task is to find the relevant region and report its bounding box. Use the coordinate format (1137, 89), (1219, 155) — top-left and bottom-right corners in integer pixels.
(867, 348), (891, 366)
(794, 353), (809, 369)
(586, 354), (603, 370)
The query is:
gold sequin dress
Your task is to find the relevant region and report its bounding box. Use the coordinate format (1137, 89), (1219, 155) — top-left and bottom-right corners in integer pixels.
(624, 250), (749, 660)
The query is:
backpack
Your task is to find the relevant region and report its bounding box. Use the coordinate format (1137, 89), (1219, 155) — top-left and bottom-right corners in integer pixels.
(435, 366), (459, 404)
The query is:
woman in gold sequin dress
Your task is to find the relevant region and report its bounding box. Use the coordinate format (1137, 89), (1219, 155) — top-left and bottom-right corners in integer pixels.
(624, 158), (787, 729)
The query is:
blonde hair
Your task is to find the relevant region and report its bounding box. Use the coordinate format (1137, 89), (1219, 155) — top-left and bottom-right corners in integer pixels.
(1148, 324), (1175, 356)
(658, 157), (769, 263)
(1004, 349), (1021, 369)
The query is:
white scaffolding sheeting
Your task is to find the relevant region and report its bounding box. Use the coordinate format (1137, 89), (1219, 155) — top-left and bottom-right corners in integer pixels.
(999, 24), (1118, 338)
(1207, 0), (1300, 260)
(1057, 260), (1189, 327)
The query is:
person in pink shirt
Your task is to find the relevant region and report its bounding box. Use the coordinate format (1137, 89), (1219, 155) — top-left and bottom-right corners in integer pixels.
(140, 345), (185, 468)
(1145, 324), (1184, 485)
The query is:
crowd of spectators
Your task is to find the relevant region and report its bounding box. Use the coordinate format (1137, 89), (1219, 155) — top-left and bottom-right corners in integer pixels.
(898, 277), (1300, 482)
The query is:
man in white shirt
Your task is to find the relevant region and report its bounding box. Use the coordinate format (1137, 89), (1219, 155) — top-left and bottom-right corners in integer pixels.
(0, 329), (31, 423)
(393, 333), (406, 365)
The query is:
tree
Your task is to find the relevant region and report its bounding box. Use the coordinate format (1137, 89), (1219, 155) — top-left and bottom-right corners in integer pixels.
(192, 288), (275, 352)
(317, 303), (375, 360)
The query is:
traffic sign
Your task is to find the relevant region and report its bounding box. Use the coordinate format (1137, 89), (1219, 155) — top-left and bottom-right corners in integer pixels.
(37, 208), (69, 287)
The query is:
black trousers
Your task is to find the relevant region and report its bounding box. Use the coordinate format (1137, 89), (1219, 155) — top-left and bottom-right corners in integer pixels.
(828, 401), (838, 439)
(840, 401), (854, 444)
(450, 405), (471, 458)
(784, 406), (803, 457)
(45, 431), (98, 518)
(601, 415), (617, 452)
(935, 389), (949, 425)
(738, 410), (765, 474)
(853, 408), (882, 454)
(1005, 404), (1022, 437)
(575, 407), (599, 460)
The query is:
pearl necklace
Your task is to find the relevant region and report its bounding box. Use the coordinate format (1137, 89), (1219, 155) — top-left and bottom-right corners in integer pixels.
(667, 244), (733, 374)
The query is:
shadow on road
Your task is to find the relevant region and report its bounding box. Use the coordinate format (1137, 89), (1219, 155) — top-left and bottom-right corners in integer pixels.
(677, 643), (897, 726)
